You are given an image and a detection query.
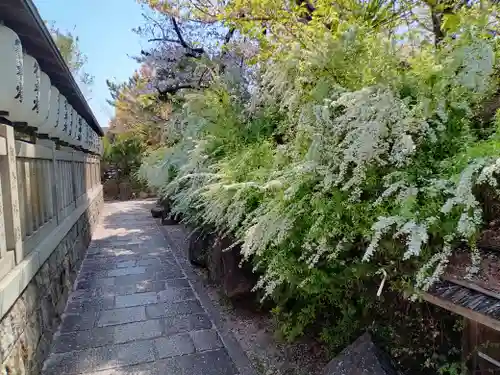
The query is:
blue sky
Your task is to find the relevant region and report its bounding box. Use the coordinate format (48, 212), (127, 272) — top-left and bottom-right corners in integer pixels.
(35, 0), (148, 128)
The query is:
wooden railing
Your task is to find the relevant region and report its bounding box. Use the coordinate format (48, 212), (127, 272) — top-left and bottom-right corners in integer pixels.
(0, 124), (101, 281)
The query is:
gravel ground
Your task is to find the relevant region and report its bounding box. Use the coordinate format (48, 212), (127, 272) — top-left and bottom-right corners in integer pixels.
(159, 221), (330, 375)
(192, 267), (330, 375)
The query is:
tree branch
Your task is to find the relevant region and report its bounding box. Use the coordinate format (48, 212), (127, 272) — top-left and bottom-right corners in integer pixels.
(148, 38), (184, 44)
(156, 82), (207, 100)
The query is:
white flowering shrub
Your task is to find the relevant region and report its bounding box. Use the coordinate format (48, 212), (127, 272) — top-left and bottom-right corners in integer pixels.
(138, 3), (500, 365)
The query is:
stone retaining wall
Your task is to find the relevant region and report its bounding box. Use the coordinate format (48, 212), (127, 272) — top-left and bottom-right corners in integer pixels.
(0, 191), (103, 375)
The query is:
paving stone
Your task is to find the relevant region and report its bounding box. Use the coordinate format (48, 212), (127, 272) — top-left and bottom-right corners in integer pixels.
(114, 274), (155, 285)
(43, 346), (113, 374)
(115, 292), (159, 308)
(137, 258), (173, 267)
(99, 284), (138, 296)
(189, 330), (223, 352)
(113, 320), (163, 344)
(116, 260), (137, 268)
(163, 314), (213, 335)
(166, 279), (190, 288)
(97, 306), (146, 327)
(77, 277), (116, 290)
(136, 280), (167, 293)
(158, 288), (195, 303)
(80, 270), (110, 279)
(84, 362), (159, 375)
(103, 340), (156, 368)
(145, 263), (181, 272)
(68, 289), (97, 302)
(60, 313), (98, 332)
(52, 327), (115, 353)
(156, 349), (238, 375)
(155, 269), (185, 280)
(155, 334), (195, 358)
(45, 340), (156, 374)
(65, 296), (115, 313)
(108, 267), (147, 277)
(146, 300), (204, 319)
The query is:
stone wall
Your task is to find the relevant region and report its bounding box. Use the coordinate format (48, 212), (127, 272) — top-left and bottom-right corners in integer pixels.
(0, 191), (103, 375)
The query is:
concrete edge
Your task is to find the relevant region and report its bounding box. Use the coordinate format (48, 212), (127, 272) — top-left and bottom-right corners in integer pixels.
(155, 221), (258, 375)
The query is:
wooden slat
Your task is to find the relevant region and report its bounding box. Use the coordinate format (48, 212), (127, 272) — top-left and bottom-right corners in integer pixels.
(422, 292), (500, 332)
(0, 124), (23, 264)
(0, 167), (7, 260)
(0, 137), (7, 156)
(30, 160), (40, 233)
(22, 218), (58, 257)
(15, 141), (52, 160)
(23, 160), (33, 237)
(443, 276), (500, 301)
(16, 160), (26, 240)
(52, 150), (60, 224)
(73, 152), (85, 162)
(0, 251), (14, 282)
(55, 150), (73, 161)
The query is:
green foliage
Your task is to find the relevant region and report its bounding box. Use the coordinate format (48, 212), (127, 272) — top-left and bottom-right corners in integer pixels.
(135, 1), (500, 372)
(103, 133), (147, 182)
(47, 22), (94, 91)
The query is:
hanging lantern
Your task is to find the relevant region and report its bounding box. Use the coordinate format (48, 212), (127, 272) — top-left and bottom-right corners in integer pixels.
(86, 124), (91, 151)
(38, 86), (60, 138)
(76, 115), (82, 146)
(21, 55), (42, 129)
(71, 108), (78, 145)
(84, 122), (90, 151)
(79, 117), (85, 148)
(65, 104), (75, 144)
(66, 105), (74, 144)
(0, 25), (23, 121)
(57, 94), (68, 142)
(33, 71), (51, 131)
(81, 121), (86, 150)
(9, 54), (40, 130)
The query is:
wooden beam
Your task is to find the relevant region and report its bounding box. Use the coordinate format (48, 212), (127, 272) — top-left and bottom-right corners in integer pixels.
(422, 292), (500, 332)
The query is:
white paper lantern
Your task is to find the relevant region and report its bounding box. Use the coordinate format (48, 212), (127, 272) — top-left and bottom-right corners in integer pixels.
(66, 105), (74, 144)
(22, 55), (42, 128)
(86, 124), (91, 151)
(9, 54), (40, 127)
(70, 108), (78, 145)
(38, 86), (60, 137)
(0, 25), (23, 120)
(77, 116), (84, 147)
(85, 124), (91, 151)
(57, 95), (68, 142)
(64, 104), (74, 144)
(33, 71), (51, 130)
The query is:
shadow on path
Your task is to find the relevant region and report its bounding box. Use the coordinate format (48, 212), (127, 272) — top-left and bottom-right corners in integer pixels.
(42, 200), (255, 375)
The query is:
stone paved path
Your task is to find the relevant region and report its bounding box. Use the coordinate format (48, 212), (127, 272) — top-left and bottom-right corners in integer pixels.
(42, 200), (245, 375)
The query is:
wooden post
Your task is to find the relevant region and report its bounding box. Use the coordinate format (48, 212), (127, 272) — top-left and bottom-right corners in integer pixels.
(71, 150), (77, 208)
(0, 124), (23, 263)
(51, 142), (60, 224)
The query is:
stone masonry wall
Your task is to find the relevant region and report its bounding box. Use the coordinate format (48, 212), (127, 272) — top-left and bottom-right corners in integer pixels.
(0, 191), (103, 375)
